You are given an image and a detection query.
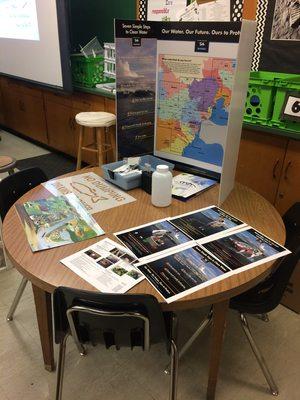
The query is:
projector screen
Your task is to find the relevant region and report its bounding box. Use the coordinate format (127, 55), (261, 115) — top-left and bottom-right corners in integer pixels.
(0, 0), (71, 90)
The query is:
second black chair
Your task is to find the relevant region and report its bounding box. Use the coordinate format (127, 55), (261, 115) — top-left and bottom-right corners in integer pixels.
(53, 287), (179, 400)
(0, 167), (48, 321)
(165, 203), (300, 396)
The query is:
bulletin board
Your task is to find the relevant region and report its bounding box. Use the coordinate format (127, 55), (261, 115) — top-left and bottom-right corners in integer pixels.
(251, 0), (300, 74)
(137, 0), (245, 21)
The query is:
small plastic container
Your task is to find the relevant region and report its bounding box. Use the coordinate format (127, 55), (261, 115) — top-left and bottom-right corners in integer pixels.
(151, 165), (173, 207)
(102, 155), (174, 191)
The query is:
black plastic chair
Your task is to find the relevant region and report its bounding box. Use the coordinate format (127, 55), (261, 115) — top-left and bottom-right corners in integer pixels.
(53, 287), (179, 400)
(165, 203), (300, 396)
(0, 167), (48, 321)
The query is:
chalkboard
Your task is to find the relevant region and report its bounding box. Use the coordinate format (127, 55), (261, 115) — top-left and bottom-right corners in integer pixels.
(69, 0), (137, 51)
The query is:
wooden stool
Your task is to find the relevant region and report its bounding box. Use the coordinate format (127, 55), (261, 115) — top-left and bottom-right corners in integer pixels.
(0, 156), (16, 175)
(75, 112), (116, 170)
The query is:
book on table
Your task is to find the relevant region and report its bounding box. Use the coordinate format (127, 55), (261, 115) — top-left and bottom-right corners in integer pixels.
(16, 193), (104, 252)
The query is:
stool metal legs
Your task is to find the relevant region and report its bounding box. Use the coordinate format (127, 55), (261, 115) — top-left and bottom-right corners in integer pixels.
(6, 276), (28, 321)
(240, 313), (279, 396)
(76, 125), (84, 170)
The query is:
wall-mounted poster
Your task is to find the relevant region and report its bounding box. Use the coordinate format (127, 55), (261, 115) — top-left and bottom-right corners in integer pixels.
(252, 0), (300, 74)
(138, 0), (244, 22)
(146, 0), (187, 21)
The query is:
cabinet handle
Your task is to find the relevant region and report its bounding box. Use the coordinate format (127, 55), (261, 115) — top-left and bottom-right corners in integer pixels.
(71, 117), (76, 130)
(68, 116), (73, 130)
(284, 161), (292, 180)
(19, 100), (25, 112)
(272, 159), (279, 179)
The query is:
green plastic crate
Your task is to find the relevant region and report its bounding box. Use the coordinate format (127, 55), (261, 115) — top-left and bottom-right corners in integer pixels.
(269, 75), (300, 134)
(71, 54), (113, 88)
(244, 71), (293, 126)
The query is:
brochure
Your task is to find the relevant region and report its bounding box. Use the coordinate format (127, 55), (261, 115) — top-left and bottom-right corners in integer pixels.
(43, 172), (136, 214)
(115, 219), (193, 261)
(172, 173), (217, 200)
(60, 238), (144, 293)
(169, 205), (246, 242)
(201, 227), (291, 273)
(135, 226), (290, 303)
(136, 244), (231, 302)
(16, 193), (104, 252)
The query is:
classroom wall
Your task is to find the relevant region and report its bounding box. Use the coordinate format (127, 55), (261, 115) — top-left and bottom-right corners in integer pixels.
(69, 0), (137, 51)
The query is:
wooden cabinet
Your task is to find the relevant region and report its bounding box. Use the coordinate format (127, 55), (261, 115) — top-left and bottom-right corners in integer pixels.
(44, 95), (76, 156)
(1, 78), (48, 144)
(236, 129), (300, 215)
(44, 90), (106, 164)
(0, 79), (5, 125)
(275, 140), (300, 215)
(236, 130), (288, 204)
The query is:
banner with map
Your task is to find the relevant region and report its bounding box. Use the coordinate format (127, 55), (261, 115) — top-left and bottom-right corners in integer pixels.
(116, 20), (241, 174)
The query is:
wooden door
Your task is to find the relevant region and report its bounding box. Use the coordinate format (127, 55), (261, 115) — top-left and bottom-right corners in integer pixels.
(275, 139), (300, 215)
(236, 129), (288, 204)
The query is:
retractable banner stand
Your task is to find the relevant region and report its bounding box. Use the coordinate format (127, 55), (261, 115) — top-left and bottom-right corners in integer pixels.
(115, 19), (256, 203)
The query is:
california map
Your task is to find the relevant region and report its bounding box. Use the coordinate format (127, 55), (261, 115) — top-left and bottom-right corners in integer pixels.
(155, 54), (236, 170)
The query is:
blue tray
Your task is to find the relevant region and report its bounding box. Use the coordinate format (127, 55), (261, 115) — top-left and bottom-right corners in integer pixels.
(102, 155), (174, 191)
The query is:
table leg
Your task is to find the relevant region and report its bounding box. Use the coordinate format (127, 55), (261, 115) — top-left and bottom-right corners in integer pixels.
(207, 299), (229, 400)
(32, 284), (55, 372)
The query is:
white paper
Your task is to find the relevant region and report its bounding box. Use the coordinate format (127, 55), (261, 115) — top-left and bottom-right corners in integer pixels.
(61, 238), (144, 293)
(177, 0), (231, 22)
(43, 172), (136, 214)
(147, 0), (187, 21)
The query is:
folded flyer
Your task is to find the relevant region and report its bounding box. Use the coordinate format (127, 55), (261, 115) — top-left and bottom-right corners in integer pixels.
(61, 238), (144, 293)
(16, 193), (104, 252)
(172, 173), (217, 200)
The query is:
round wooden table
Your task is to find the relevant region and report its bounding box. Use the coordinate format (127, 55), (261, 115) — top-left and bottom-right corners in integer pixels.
(2, 167), (285, 400)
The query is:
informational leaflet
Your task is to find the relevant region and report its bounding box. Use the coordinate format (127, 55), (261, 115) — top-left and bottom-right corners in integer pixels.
(169, 205), (246, 241)
(61, 238), (144, 294)
(114, 205), (290, 303)
(136, 243), (231, 302)
(16, 193), (104, 252)
(172, 173), (217, 199)
(43, 172), (136, 214)
(115, 219), (193, 261)
(201, 227), (291, 273)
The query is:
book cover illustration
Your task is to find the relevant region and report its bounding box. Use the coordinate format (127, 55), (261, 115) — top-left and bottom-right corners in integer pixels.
(16, 193), (104, 252)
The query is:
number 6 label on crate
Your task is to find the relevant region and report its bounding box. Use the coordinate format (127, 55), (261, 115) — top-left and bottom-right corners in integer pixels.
(281, 92), (300, 122)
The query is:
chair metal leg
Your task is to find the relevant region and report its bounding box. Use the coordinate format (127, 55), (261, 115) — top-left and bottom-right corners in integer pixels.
(165, 309), (213, 374)
(66, 309), (87, 356)
(169, 339), (179, 400)
(6, 276), (28, 321)
(240, 313), (279, 396)
(55, 334), (69, 400)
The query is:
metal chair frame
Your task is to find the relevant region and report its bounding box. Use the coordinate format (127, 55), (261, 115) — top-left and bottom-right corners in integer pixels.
(165, 309), (278, 396)
(55, 305), (179, 400)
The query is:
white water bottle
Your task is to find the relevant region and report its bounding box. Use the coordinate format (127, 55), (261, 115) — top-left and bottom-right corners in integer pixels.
(151, 165), (172, 207)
